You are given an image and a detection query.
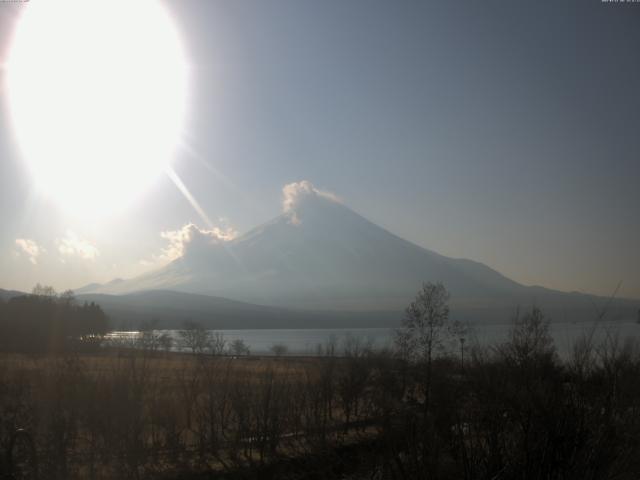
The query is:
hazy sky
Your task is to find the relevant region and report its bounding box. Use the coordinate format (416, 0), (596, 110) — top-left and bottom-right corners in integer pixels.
(0, 0), (638, 299)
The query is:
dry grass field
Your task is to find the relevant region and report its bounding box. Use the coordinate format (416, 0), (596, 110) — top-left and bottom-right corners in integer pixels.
(0, 348), (381, 479)
(3, 310), (640, 480)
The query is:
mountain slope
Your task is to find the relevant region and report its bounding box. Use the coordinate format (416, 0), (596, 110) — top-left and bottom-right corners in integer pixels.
(76, 290), (398, 329)
(79, 186), (639, 321)
(0, 288), (26, 302)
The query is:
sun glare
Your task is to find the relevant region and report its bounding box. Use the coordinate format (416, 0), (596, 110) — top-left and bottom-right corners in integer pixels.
(6, 0), (188, 218)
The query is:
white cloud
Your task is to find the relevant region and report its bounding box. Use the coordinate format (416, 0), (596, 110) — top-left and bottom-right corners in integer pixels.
(15, 238), (44, 265)
(156, 222), (238, 263)
(137, 182), (335, 268)
(57, 230), (100, 261)
(282, 180), (341, 224)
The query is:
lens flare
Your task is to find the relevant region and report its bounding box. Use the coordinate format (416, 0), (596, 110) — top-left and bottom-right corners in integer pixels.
(6, 0), (188, 218)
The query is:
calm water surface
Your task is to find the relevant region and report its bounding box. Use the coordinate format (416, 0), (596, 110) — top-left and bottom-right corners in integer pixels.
(107, 321), (640, 357)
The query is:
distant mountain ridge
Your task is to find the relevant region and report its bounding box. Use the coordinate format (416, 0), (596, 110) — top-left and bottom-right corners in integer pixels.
(0, 288), (400, 329)
(76, 183), (639, 323)
(74, 290), (399, 329)
(0, 288), (24, 302)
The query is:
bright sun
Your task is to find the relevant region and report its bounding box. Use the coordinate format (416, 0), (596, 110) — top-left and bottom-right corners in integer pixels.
(7, 0), (188, 218)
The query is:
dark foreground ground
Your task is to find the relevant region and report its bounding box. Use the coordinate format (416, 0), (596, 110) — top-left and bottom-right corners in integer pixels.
(2, 318), (640, 480)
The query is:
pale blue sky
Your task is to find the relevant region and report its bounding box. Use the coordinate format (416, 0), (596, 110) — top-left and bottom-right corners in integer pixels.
(0, 0), (638, 298)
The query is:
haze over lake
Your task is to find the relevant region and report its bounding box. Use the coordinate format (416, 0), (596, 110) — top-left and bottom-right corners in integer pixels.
(108, 320), (640, 358)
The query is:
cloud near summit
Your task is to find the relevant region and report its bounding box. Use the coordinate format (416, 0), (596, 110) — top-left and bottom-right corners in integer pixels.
(282, 180), (340, 224)
(146, 181), (337, 265)
(282, 180), (340, 212)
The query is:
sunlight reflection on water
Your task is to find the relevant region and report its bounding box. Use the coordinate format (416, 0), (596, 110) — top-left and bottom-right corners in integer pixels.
(105, 321), (640, 358)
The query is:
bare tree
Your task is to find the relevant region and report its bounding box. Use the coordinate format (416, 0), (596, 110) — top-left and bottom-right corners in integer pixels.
(395, 282), (454, 413)
(270, 343), (288, 356)
(210, 331), (227, 356)
(230, 338), (250, 356)
(137, 320), (163, 352)
(499, 306), (556, 367)
(178, 320), (211, 355)
(338, 335), (372, 428)
(31, 283), (57, 298)
(395, 282), (452, 363)
(158, 332), (174, 353)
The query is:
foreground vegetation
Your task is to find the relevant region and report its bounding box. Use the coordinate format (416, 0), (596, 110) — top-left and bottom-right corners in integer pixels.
(1, 283), (640, 479)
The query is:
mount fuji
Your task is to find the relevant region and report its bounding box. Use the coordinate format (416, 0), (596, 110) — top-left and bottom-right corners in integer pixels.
(78, 182), (638, 324)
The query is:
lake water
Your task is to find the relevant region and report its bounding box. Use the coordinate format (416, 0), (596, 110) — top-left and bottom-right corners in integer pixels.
(107, 320), (640, 358)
